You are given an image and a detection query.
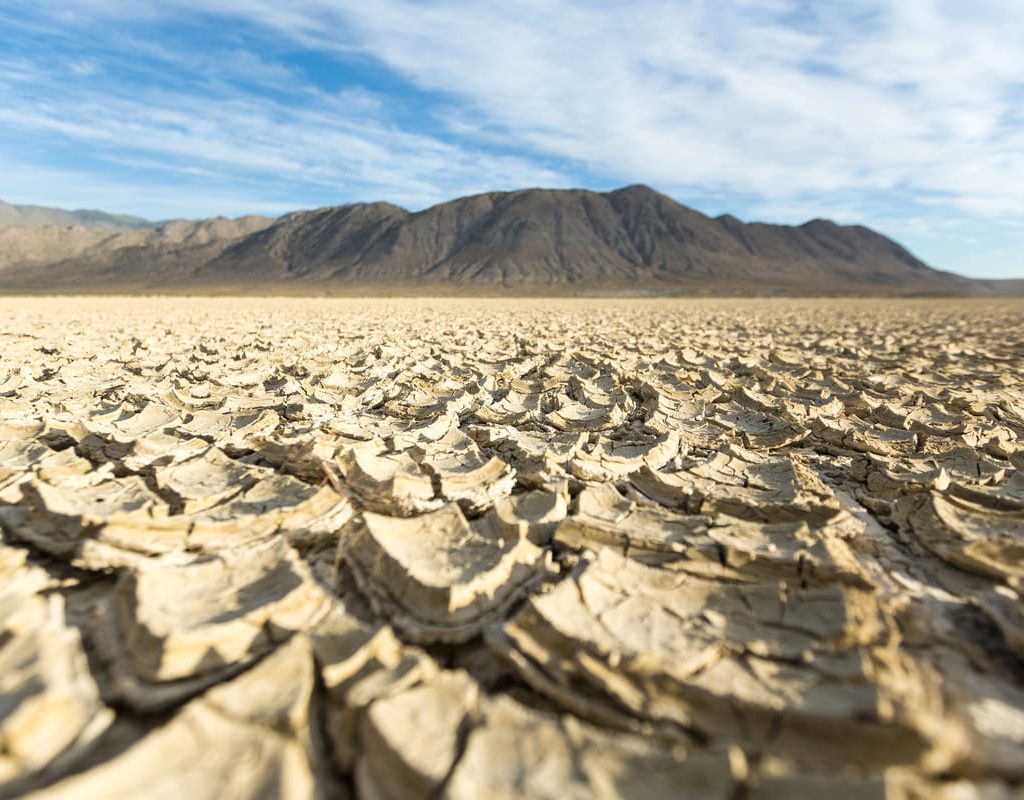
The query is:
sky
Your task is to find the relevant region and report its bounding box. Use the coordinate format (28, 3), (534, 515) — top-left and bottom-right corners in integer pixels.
(0, 1), (1022, 278)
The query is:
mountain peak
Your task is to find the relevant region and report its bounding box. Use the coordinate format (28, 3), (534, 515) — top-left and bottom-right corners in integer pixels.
(607, 183), (664, 199)
(0, 186), (977, 295)
(800, 217), (841, 230)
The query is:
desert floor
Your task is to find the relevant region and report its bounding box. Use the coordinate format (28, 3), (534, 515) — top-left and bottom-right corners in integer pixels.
(1, 296), (1022, 799)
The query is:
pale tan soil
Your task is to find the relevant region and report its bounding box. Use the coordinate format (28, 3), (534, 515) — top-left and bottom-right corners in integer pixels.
(0, 297), (1022, 799)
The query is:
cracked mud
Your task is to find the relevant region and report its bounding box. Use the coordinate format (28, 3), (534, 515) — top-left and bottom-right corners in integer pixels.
(1, 297), (1022, 799)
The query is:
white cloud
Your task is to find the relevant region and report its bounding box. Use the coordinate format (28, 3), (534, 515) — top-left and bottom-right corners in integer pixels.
(67, 59), (97, 76)
(75, 0), (1013, 219)
(315, 0), (1024, 217)
(0, 157), (293, 219)
(0, 28), (573, 211)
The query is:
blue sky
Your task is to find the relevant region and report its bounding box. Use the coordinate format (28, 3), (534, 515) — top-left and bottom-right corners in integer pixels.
(0, 1), (1021, 278)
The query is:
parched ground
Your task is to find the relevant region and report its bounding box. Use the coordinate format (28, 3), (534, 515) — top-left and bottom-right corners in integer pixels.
(1, 297), (1022, 799)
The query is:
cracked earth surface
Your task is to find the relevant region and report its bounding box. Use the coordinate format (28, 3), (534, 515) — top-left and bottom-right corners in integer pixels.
(0, 296), (1022, 799)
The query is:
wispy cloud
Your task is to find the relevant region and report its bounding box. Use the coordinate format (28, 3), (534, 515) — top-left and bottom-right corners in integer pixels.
(312, 0), (1024, 217)
(0, 156), (296, 219)
(0, 12), (572, 212)
(0, 1), (1021, 276)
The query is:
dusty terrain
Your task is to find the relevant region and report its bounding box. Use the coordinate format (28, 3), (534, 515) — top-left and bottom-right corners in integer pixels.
(0, 296), (1022, 799)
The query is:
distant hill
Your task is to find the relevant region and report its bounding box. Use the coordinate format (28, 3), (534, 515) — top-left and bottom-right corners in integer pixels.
(973, 278), (1024, 295)
(0, 200), (153, 232)
(0, 186), (1005, 295)
(0, 225), (106, 271)
(0, 215), (274, 274)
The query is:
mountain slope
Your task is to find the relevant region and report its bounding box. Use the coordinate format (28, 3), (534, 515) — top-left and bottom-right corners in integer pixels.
(199, 185), (968, 293)
(0, 186), (984, 294)
(0, 216), (274, 286)
(0, 225), (106, 270)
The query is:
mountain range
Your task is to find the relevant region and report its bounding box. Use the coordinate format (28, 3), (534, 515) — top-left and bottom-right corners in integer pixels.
(0, 200), (152, 232)
(0, 186), (1014, 295)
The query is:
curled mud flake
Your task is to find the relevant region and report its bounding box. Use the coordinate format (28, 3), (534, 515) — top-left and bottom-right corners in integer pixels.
(0, 547), (113, 787)
(91, 537), (333, 711)
(895, 492), (1024, 582)
(30, 635), (331, 800)
(339, 503), (551, 643)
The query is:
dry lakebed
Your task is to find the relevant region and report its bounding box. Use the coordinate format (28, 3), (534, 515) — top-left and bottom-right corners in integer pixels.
(0, 297), (1022, 799)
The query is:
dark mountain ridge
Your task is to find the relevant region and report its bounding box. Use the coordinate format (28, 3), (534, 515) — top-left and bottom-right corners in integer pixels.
(0, 185), (993, 294)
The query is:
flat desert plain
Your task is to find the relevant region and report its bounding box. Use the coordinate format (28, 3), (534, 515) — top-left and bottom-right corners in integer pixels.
(1, 296), (1023, 799)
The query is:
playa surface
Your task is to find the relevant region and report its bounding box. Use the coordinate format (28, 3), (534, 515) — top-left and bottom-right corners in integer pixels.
(1, 297), (1022, 799)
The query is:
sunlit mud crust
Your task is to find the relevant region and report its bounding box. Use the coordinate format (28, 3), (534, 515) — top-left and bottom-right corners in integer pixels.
(0, 296), (1022, 799)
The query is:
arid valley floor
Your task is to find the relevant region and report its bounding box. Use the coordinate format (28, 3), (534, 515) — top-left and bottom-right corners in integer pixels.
(1, 297), (1023, 799)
